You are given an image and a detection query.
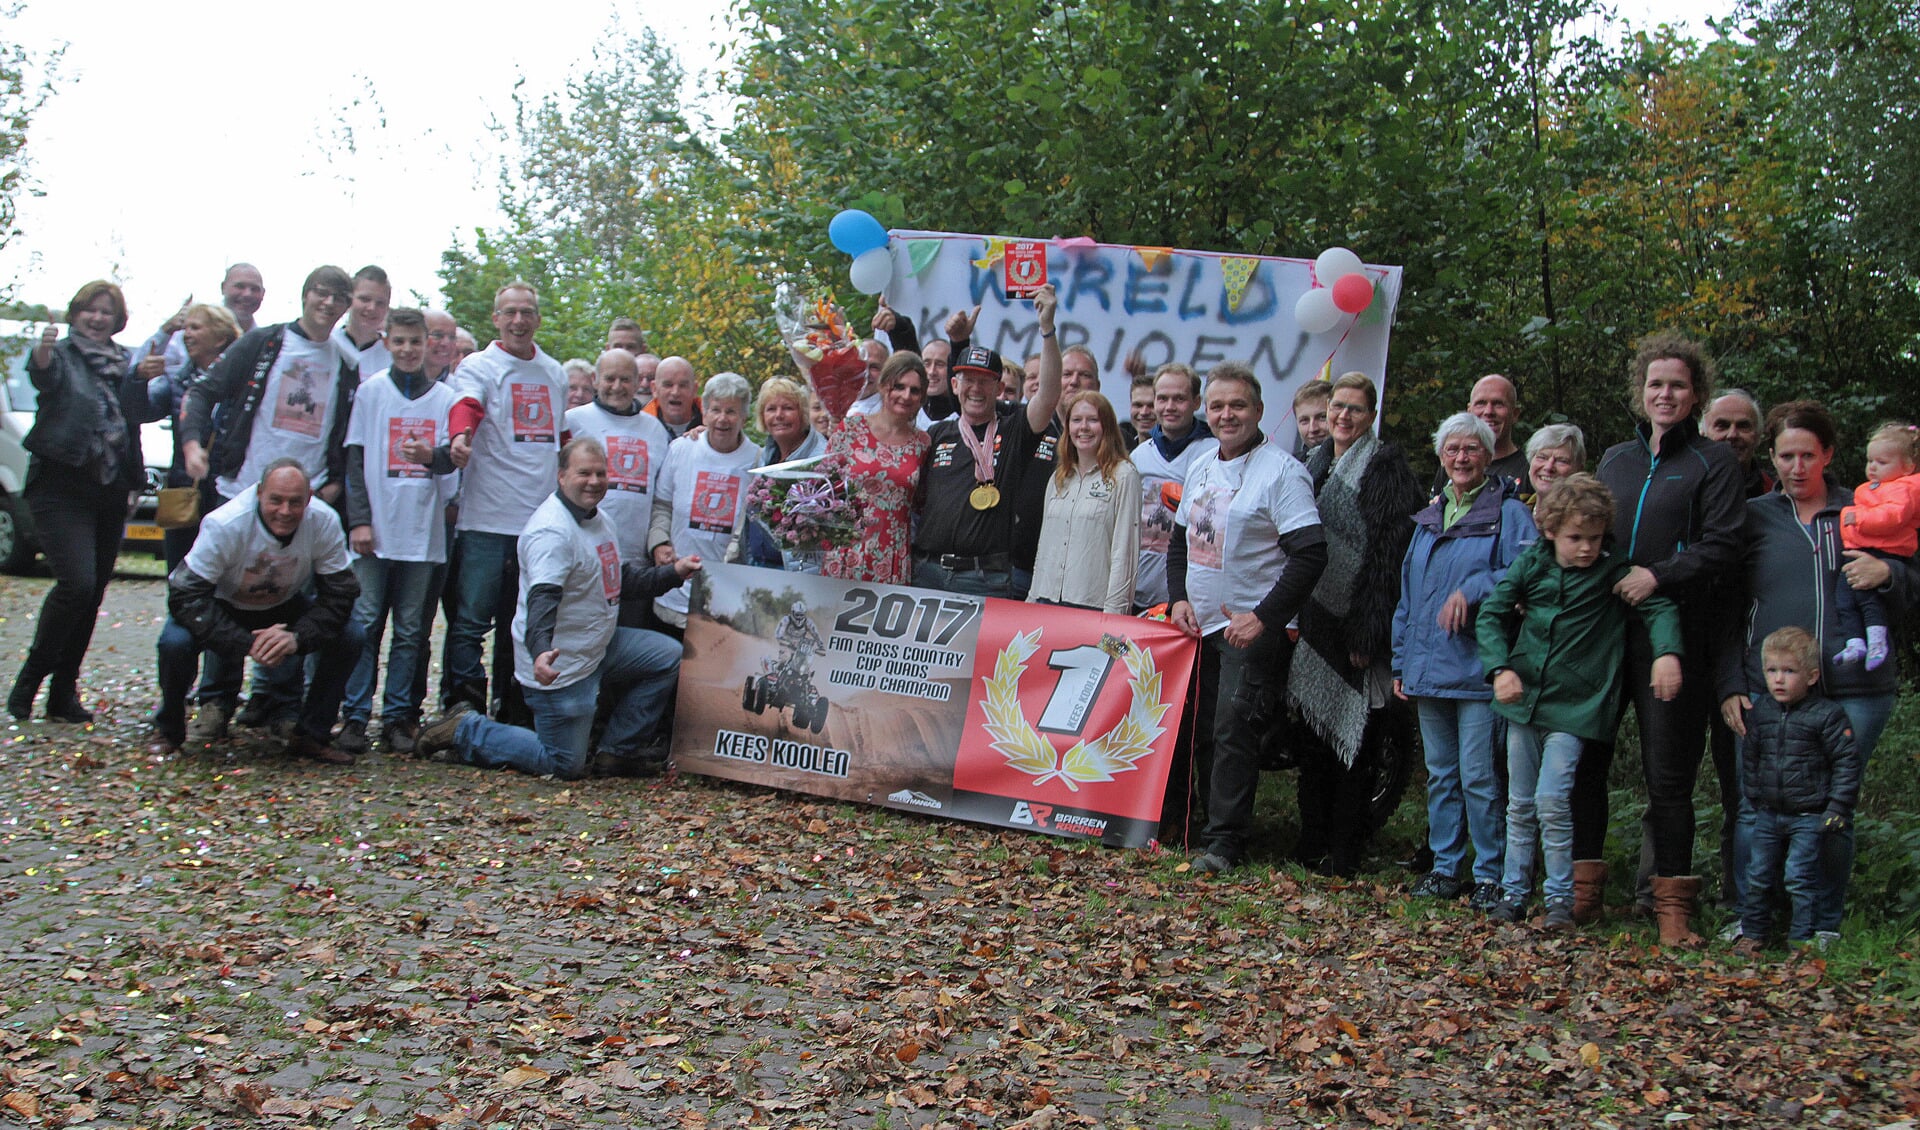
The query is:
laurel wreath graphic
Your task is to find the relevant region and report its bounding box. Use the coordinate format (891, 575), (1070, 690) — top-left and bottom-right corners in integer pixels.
(982, 630), (1168, 791)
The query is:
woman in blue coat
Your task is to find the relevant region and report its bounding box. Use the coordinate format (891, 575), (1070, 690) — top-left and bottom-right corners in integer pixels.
(1393, 412), (1537, 906)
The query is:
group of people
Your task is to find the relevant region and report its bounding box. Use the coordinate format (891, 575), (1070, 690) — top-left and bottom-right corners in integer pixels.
(12, 266), (1914, 951)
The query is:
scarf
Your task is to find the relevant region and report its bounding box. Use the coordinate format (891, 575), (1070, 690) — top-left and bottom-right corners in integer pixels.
(70, 334), (131, 486)
(1147, 417), (1213, 462)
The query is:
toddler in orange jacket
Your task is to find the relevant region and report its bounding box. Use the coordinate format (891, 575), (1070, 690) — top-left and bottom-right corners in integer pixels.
(1837, 422), (1919, 669)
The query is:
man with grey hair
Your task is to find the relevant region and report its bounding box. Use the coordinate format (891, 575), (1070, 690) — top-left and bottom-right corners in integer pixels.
(648, 372), (761, 631)
(419, 438), (696, 779)
(642, 355), (703, 439)
(633, 351), (661, 402)
(1433, 374), (1531, 493)
(1702, 389), (1771, 498)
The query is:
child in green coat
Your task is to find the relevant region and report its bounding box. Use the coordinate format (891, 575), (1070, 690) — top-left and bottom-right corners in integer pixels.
(1477, 475), (1684, 929)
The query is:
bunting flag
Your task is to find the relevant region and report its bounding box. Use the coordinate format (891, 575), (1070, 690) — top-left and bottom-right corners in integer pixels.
(1134, 246), (1173, 271)
(906, 239), (942, 277)
(1220, 257), (1258, 312)
(971, 238), (1009, 269)
(1055, 236), (1098, 255)
(1318, 357), (1334, 382)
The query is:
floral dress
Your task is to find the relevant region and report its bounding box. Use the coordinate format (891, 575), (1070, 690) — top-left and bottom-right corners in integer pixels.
(822, 414), (928, 584)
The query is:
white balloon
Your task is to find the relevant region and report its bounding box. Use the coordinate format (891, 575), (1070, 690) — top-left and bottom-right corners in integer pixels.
(849, 246), (894, 295)
(1294, 287), (1342, 334)
(1314, 246), (1364, 286)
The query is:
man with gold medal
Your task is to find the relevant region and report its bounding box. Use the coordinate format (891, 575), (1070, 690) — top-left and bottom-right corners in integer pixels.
(911, 285), (1062, 597)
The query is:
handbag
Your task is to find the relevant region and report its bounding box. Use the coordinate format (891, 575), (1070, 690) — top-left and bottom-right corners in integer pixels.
(154, 485), (201, 530)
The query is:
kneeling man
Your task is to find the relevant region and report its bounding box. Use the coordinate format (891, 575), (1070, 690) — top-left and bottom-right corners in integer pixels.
(157, 461), (363, 762)
(419, 438), (695, 779)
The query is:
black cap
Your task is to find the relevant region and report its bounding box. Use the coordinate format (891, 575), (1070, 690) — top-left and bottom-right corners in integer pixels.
(953, 344), (1004, 378)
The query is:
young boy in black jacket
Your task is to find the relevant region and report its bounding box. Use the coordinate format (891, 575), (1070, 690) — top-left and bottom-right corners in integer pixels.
(1737, 626), (1859, 951)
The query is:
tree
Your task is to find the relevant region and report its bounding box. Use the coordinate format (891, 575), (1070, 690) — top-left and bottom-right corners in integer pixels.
(0, 5), (60, 296)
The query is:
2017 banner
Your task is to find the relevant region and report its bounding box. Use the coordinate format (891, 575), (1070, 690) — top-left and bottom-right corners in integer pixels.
(671, 564), (1199, 848)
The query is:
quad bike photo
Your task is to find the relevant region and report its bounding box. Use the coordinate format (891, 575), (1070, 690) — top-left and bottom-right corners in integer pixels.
(742, 605), (831, 734)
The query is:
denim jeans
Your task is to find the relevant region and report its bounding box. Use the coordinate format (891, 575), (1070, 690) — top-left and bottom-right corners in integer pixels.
(911, 556), (1011, 599)
(1730, 691), (1892, 931)
(342, 556), (443, 725)
(1742, 809), (1825, 941)
(1415, 696), (1505, 884)
(442, 530), (519, 709)
(451, 627), (683, 779)
(156, 609), (365, 744)
(1501, 724), (1581, 903)
(1192, 628), (1289, 864)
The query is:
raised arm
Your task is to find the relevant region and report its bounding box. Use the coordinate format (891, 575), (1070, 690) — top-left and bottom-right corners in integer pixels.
(1024, 285), (1061, 433)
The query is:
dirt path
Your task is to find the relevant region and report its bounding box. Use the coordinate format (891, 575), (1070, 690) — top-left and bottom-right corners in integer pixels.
(0, 570), (1913, 1128)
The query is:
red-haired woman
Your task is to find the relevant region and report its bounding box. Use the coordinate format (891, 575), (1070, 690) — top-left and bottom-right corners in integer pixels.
(1028, 391), (1141, 614)
(8, 281), (161, 722)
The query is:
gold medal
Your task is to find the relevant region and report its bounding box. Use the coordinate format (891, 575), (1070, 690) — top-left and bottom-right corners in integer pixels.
(969, 483), (1001, 510)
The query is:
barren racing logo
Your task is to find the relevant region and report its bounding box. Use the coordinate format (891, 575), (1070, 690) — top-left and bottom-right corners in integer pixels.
(887, 788), (943, 810)
(1010, 802), (1053, 827)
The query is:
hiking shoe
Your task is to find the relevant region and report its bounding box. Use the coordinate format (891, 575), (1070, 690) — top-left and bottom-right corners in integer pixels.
(235, 695), (272, 728)
(1717, 920), (1744, 943)
(417, 703), (473, 759)
(1542, 897), (1577, 932)
(187, 700), (231, 743)
(1469, 882), (1504, 912)
(1812, 930), (1840, 953)
(334, 719), (369, 755)
(1190, 851), (1235, 875)
(290, 733), (355, 765)
(1411, 871), (1468, 899)
(1731, 936), (1764, 958)
(1489, 892), (1529, 923)
(384, 720), (419, 755)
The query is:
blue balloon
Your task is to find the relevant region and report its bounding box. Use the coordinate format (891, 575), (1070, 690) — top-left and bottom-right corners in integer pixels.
(828, 209), (888, 256)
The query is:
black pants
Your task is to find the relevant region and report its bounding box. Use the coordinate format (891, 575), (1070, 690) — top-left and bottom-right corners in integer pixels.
(1192, 628), (1291, 863)
(19, 470), (128, 692)
(1296, 713), (1385, 873)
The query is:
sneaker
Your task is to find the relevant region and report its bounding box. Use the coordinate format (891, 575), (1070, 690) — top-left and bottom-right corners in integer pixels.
(1731, 936), (1764, 957)
(334, 719), (369, 755)
(1411, 871), (1469, 899)
(1190, 851), (1235, 875)
(1542, 898), (1576, 932)
(384, 720), (418, 755)
(235, 695), (272, 728)
(1812, 930), (1840, 953)
(289, 733), (355, 765)
(1468, 882), (1504, 912)
(1717, 920), (1744, 943)
(417, 703), (473, 759)
(186, 700), (231, 743)
(1489, 892), (1528, 923)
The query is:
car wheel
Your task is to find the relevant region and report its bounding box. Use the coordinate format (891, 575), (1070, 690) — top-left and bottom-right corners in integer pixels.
(0, 493), (36, 574)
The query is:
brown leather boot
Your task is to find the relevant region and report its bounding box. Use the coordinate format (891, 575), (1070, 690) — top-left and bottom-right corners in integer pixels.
(1650, 875), (1703, 947)
(1572, 859), (1608, 925)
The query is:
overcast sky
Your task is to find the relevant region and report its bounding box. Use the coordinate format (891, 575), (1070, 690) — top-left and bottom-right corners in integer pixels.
(2, 0), (1726, 340)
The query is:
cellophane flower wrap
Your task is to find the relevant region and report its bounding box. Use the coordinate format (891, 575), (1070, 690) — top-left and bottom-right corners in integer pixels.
(744, 452), (861, 572)
(775, 285), (868, 419)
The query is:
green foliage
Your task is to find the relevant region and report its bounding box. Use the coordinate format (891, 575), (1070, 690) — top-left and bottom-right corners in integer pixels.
(0, 7), (59, 301)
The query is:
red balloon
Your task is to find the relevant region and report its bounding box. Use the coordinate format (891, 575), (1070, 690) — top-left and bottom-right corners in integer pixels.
(1331, 273), (1374, 315)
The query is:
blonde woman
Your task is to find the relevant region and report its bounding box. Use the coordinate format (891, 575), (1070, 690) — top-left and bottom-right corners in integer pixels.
(1028, 391), (1140, 614)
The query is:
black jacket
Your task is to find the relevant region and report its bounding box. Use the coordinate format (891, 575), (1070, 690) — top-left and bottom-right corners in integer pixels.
(180, 322), (358, 489)
(24, 337), (157, 491)
(1594, 416), (1744, 610)
(166, 556), (359, 658)
(1740, 693), (1859, 819)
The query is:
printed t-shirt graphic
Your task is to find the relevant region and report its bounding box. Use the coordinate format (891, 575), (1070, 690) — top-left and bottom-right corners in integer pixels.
(239, 550), (299, 606)
(270, 358), (329, 438)
(1184, 484), (1231, 570)
(690, 471), (743, 533)
(511, 383), (556, 442)
(606, 436), (649, 493)
(386, 418), (436, 478)
(596, 542), (621, 604)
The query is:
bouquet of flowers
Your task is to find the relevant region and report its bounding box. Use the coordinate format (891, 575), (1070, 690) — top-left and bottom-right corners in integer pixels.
(742, 455), (860, 573)
(775, 285), (868, 419)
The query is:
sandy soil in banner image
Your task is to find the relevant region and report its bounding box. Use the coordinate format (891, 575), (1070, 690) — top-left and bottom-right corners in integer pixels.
(676, 623), (965, 803)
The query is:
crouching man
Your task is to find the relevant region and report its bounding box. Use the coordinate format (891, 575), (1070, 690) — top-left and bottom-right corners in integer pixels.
(156, 460), (363, 762)
(419, 438), (696, 779)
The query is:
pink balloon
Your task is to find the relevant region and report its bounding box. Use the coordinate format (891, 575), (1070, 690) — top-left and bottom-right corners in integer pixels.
(1331, 273), (1374, 315)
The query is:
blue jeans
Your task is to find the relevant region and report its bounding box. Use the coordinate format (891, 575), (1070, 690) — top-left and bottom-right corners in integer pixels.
(156, 609), (364, 744)
(1731, 691), (1892, 931)
(342, 556), (443, 725)
(912, 556), (1011, 599)
(1415, 697), (1505, 884)
(442, 531), (519, 708)
(451, 627), (683, 779)
(1501, 724), (1581, 903)
(1742, 809), (1825, 940)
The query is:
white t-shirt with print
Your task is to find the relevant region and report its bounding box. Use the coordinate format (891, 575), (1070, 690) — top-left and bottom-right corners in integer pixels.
(565, 401), (671, 562)
(510, 492), (622, 691)
(448, 342), (568, 536)
(333, 326), (392, 383)
(217, 327), (350, 500)
(653, 433), (763, 619)
(1174, 441), (1319, 637)
(345, 370), (461, 563)
(1131, 432), (1218, 609)
(185, 486), (351, 611)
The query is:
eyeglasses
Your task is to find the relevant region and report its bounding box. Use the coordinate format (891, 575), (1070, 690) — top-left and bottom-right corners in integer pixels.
(1327, 400), (1372, 417)
(427, 330), (453, 341)
(1442, 443), (1486, 458)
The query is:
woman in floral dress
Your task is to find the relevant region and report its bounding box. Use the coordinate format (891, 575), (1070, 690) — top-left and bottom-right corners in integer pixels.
(822, 352), (929, 584)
